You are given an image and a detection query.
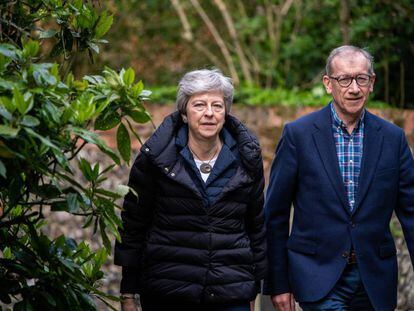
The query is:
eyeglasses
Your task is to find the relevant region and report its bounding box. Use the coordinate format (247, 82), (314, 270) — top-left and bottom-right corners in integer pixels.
(329, 74), (372, 87)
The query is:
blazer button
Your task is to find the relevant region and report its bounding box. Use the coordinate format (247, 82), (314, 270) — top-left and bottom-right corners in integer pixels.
(350, 221), (356, 228)
(342, 251), (349, 258)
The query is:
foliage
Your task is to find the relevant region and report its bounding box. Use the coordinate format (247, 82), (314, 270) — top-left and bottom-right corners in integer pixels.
(101, 0), (414, 108)
(151, 84), (389, 109)
(0, 1), (151, 309)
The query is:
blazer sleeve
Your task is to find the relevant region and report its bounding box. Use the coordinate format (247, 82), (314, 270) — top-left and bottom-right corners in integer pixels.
(114, 152), (156, 293)
(245, 159), (266, 282)
(263, 124), (298, 295)
(395, 130), (414, 263)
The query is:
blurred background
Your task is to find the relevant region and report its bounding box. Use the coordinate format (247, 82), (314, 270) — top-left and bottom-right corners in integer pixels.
(75, 0), (414, 109)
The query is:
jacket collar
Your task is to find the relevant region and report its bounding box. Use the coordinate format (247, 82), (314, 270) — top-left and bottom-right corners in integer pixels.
(141, 111), (262, 179)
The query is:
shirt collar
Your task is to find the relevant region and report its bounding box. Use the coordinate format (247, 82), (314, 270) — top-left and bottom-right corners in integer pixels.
(330, 102), (365, 132)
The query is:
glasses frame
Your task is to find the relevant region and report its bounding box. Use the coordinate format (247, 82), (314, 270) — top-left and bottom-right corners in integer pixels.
(329, 74), (372, 88)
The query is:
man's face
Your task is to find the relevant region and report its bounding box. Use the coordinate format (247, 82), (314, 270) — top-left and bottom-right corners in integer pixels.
(323, 52), (375, 120)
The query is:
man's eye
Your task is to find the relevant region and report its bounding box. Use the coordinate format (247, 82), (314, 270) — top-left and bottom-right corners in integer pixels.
(339, 77), (352, 82)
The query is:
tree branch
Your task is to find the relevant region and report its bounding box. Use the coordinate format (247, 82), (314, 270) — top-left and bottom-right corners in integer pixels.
(213, 0), (252, 84)
(189, 0), (240, 85)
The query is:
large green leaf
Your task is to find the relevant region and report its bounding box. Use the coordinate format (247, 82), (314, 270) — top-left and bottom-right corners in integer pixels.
(128, 109), (151, 123)
(94, 12), (113, 39)
(122, 67), (135, 86)
(0, 125), (19, 137)
(71, 127), (120, 164)
(116, 123), (130, 163)
(94, 109), (121, 130)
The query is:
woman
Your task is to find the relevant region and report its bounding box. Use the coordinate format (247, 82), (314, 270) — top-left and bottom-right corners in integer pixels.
(114, 69), (266, 311)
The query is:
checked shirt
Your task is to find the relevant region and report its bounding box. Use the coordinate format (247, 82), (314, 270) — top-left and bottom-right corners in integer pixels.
(331, 103), (365, 211)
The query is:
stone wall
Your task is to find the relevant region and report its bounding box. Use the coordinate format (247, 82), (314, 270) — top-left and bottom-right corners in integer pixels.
(50, 104), (414, 310)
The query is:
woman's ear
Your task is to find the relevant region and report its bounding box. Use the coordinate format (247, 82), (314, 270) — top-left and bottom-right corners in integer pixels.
(181, 114), (187, 123)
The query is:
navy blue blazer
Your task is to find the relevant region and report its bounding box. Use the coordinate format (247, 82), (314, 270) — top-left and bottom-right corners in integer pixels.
(264, 104), (414, 310)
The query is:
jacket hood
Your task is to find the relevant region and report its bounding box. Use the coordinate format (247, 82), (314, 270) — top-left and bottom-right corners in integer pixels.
(140, 111), (263, 178)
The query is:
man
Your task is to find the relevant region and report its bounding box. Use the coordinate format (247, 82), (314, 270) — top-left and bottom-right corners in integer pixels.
(264, 45), (414, 310)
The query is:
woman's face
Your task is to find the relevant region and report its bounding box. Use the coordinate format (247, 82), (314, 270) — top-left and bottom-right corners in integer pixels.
(184, 91), (226, 142)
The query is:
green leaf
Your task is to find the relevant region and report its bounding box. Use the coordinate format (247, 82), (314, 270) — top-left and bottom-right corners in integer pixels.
(79, 158), (94, 182)
(0, 96), (15, 114)
(94, 12), (113, 39)
(116, 123), (130, 163)
(23, 40), (39, 58)
(128, 109), (151, 124)
(0, 44), (18, 60)
(0, 125), (19, 137)
(13, 88), (26, 115)
(94, 110), (121, 130)
(0, 54), (11, 72)
(122, 67), (135, 86)
(24, 128), (61, 152)
(0, 104), (12, 120)
(39, 29), (58, 39)
(21, 115), (40, 127)
(87, 42), (99, 54)
(131, 80), (144, 98)
(67, 193), (80, 213)
(33, 184), (62, 199)
(99, 218), (111, 252)
(0, 160), (7, 179)
(32, 64), (57, 86)
(71, 127), (120, 164)
(95, 188), (122, 199)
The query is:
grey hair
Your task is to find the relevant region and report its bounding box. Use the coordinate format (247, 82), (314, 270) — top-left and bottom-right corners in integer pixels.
(176, 69), (234, 115)
(326, 45), (375, 76)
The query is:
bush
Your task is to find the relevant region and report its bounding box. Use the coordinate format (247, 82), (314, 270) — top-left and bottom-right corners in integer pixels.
(0, 1), (151, 309)
(150, 84), (388, 108)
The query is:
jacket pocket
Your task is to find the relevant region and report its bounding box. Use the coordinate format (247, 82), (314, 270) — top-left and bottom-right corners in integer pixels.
(286, 236), (317, 255)
(379, 243), (397, 258)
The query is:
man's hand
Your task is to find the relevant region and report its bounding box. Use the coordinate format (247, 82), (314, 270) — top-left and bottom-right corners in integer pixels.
(121, 297), (138, 311)
(271, 293), (296, 311)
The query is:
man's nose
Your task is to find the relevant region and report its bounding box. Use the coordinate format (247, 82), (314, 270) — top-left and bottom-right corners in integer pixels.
(348, 79), (360, 93)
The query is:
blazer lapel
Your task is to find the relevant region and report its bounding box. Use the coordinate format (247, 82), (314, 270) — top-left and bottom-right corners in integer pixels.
(353, 111), (383, 213)
(312, 106), (351, 213)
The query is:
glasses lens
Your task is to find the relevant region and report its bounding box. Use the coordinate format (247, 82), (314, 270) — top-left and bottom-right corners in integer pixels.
(356, 74), (370, 86)
(337, 77), (352, 87)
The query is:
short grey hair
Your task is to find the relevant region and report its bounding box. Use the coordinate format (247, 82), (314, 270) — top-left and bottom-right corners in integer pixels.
(176, 69), (234, 115)
(326, 45), (374, 76)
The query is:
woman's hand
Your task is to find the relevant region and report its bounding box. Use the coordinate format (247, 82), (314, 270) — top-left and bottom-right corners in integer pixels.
(250, 299), (256, 311)
(121, 295), (138, 311)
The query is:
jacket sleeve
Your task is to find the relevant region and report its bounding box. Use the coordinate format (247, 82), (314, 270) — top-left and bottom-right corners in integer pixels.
(395, 130), (414, 263)
(263, 124), (298, 296)
(245, 149), (267, 282)
(114, 152), (156, 293)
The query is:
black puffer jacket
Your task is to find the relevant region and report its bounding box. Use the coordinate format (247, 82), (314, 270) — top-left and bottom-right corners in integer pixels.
(114, 112), (266, 304)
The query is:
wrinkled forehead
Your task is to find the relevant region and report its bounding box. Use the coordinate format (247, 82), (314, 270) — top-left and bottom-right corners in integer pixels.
(331, 52), (371, 75)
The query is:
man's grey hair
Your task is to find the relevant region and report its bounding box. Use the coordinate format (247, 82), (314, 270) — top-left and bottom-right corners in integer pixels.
(176, 69), (234, 115)
(326, 45), (375, 76)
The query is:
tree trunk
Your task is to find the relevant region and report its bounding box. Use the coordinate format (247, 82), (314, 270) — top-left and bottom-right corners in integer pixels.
(339, 0), (350, 45)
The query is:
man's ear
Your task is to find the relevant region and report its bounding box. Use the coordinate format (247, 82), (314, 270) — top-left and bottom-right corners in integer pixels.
(323, 75), (333, 94)
(369, 74), (376, 93)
